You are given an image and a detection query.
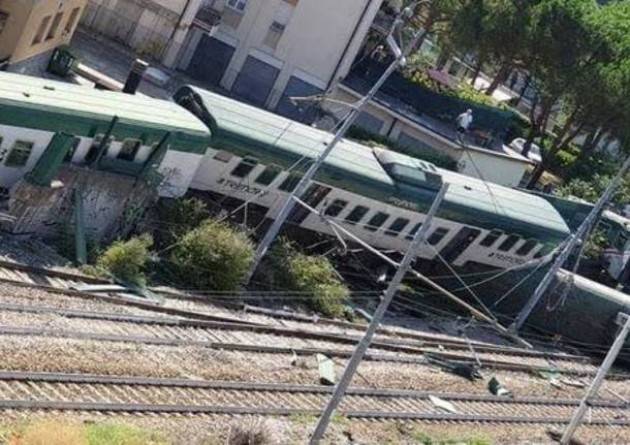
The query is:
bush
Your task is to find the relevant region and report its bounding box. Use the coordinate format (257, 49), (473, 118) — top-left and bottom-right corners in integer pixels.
(169, 218), (254, 291)
(96, 234), (153, 286)
(154, 197), (209, 246)
(268, 240), (349, 318)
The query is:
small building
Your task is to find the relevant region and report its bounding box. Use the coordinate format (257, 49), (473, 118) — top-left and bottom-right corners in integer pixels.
(172, 0), (383, 121)
(0, 0), (86, 70)
(0, 71), (211, 239)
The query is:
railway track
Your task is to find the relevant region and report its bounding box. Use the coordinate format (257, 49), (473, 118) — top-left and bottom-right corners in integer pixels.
(0, 371), (627, 426)
(0, 301), (609, 376)
(0, 260), (603, 362)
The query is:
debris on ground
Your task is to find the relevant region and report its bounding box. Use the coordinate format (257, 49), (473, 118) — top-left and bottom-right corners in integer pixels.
(429, 395), (458, 414)
(317, 353), (335, 385)
(488, 377), (513, 397)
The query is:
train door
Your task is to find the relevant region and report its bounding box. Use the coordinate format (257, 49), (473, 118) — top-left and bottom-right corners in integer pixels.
(439, 227), (481, 264)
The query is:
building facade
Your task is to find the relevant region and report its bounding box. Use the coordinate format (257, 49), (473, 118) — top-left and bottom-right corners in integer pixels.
(175, 0), (383, 121)
(0, 0), (86, 67)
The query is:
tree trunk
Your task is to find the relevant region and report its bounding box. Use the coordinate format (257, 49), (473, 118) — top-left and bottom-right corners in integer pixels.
(471, 58), (483, 86)
(515, 74), (532, 106)
(485, 63), (512, 96)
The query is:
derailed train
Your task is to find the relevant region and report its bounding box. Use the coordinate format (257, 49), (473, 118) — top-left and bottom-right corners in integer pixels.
(0, 69), (627, 353)
(174, 85), (630, 352)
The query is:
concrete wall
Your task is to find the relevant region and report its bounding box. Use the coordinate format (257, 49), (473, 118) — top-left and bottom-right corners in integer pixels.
(179, 0), (383, 112)
(0, 0), (87, 64)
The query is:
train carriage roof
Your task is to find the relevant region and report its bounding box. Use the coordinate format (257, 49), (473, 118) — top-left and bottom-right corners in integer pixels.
(175, 85), (570, 241)
(0, 72), (211, 152)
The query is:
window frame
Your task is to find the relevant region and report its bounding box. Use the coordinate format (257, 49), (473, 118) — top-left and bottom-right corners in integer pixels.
(405, 222), (423, 240)
(385, 217), (410, 237)
(324, 199), (348, 218)
(278, 172), (302, 192)
(230, 156), (258, 178)
(365, 212), (390, 232)
(226, 0), (248, 13)
(427, 227), (450, 245)
(117, 138), (143, 162)
(46, 11), (64, 41)
(254, 164), (282, 186)
(5, 140), (34, 167)
(480, 230), (503, 247)
(345, 205), (370, 225)
(64, 7), (81, 34)
(32, 15), (52, 45)
(516, 239), (538, 256)
(498, 234), (520, 252)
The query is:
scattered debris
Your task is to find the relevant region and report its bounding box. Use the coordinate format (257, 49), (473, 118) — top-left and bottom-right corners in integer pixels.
(488, 377), (513, 397)
(547, 429), (587, 445)
(317, 353), (335, 385)
(429, 395), (458, 414)
(228, 419), (275, 445)
(426, 354), (482, 381)
(561, 378), (586, 388)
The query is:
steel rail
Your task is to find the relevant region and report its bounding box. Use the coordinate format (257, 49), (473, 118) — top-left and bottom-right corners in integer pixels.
(0, 325), (611, 376)
(0, 371), (624, 408)
(0, 302), (589, 363)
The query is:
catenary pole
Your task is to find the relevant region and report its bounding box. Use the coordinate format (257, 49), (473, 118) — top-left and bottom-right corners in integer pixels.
(309, 184), (449, 445)
(510, 154), (630, 333)
(243, 3), (429, 285)
(560, 312), (630, 444)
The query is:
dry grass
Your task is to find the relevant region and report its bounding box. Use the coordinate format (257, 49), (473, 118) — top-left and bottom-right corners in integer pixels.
(227, 420), (275, 445)
(11, 420), (87, 445)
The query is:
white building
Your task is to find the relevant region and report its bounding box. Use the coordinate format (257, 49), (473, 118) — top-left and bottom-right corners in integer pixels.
(172, 0), (383, 121)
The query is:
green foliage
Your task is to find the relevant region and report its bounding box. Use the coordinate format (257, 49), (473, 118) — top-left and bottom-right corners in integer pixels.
(583, 228), (608, 260)
(154, 197), (209, 246)
(556, 174), (630, 208)
(346, 126), (458, 171)
(169, 218), (254, 292)
(450, 83), (503, 108)
(267, 240), (349, 318)
(86, 423), (168, 445)
(96, 234), (153, 286)
(412, 431), (491, 445)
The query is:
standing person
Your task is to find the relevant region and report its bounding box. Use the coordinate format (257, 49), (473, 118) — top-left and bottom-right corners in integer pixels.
(456, 109), (473, 134)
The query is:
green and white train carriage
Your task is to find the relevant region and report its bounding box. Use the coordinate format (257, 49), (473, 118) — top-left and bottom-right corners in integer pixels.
(0, 72), (212, 196)
(175, 85), (571, 273)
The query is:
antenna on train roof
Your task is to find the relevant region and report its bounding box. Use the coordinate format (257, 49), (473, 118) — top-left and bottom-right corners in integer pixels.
(510, 153), (630, 333)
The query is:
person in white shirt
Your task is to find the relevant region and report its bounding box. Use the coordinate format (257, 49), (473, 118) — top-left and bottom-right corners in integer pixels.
(456, 109), (473, 133)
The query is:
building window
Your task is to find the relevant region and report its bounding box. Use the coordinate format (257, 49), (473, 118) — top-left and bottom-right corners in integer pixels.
(231, 157), (258, 178)
(263, 22), (286, 49)
(226, 0), (248, 12)
(255, 164), (282, 186)
(498, 234), (520, 252)
(278, 172), (302, 192)
(0, 12), (8, 36)
(5, 141), (34, 167)
(64, 7), (81, 34)
(386, 218), (410, 237)
(324, 199), (348, 218)
(32, 15), (52, 45)
(480, 230), (503, 247)
(84, 134), (112, 164)
(366, 212), (390, 232)
(345, 206), (369, 225)
(428, 227), (449, 245)
(118, 139), (142, 162)
(46, 12), (64, 40)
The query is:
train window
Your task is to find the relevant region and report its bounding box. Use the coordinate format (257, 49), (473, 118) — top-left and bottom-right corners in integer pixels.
(214, 150), (233, 162)
(255, 164), (282, 185)
(534, 244), (553, 259)
(480, 230), (503, 247)
(405, 222), (423, 240)
(324, 199), (348, 217)
(366, 212), (390, 232)
(516, 239), (538, 256)
(64, 137), (81, 163)
(386, 218), (410, 237)
(84, 134), (113, 164)
(5, 140), (34, 167)
(118, 138), (142, 162)
(428, 227), (449, 245)
(279, 172), (303, 192)
(345, 206), (370, 225)
(498, 234), (520, 251)
(231, 157), (258, 178)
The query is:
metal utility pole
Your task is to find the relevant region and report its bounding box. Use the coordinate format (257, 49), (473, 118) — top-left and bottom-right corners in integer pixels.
(510, 154), (630, 333)
(243, 3), (429, 285)
(560, 312), (630, 444)
(309, 184), (449, 445)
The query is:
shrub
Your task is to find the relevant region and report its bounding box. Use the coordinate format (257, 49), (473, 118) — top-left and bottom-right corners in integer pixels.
(268, 240), (349, 318)
(96, 234), (153, 286)
(154, 197), (209, 245)
(227, 420), (275, 445)
(169, 218), (254, 291)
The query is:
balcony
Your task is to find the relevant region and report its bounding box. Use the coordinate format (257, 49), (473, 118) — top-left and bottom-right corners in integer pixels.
(194, 4), (222, 32)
